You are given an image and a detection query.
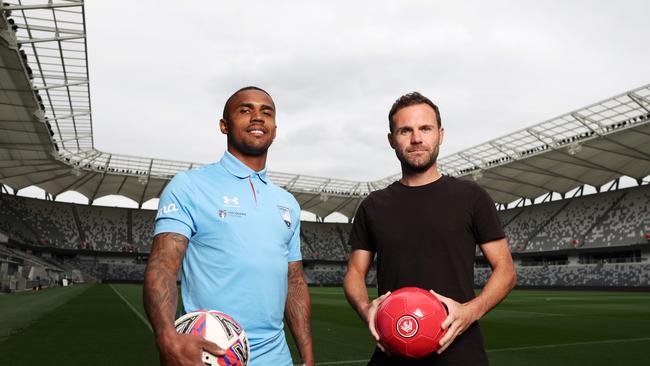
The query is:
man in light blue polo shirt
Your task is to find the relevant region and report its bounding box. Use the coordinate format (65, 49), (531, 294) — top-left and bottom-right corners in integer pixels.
(144, 87), (314, 366)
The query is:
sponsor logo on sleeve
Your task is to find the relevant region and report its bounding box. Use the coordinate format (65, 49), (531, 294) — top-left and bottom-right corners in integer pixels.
(158, 203), (179, 216)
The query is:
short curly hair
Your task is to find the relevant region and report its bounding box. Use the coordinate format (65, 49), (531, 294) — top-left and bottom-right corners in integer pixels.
(222, 86), (273, 121)
(388, 92), (441, 132)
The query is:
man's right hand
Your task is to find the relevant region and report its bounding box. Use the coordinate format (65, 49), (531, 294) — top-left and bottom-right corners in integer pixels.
(364, 291), (391, 353)
(157, 331), (225, 366)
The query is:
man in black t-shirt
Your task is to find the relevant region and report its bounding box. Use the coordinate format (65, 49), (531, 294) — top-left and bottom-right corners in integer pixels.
(343, 92), (516, 366)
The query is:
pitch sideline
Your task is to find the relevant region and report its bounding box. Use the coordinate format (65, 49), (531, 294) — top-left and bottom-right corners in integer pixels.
(109, 284), (153, 333)
(305, 336), (650, 365)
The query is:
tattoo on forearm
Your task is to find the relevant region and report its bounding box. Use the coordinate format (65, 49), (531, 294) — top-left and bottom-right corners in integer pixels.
(285, 262), (313, 359)
(143, 233), (188, 336)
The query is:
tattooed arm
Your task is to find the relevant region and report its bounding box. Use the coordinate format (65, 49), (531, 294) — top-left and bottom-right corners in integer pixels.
(284, 261), (314, 366)
(143, 233), (223, 366)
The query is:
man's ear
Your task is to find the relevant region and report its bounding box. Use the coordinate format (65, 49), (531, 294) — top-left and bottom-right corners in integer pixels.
(387, 132), (396, 149)
(219, 118), (228, 134)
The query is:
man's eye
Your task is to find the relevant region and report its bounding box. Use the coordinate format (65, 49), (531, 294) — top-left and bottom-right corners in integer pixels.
(239, 108), (250, 114)
(399, 129), (410, 136)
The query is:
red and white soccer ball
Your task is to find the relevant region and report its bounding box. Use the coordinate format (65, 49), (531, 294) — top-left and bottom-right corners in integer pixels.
(375, 287), (448, 359)
(175, 310), (250, 366)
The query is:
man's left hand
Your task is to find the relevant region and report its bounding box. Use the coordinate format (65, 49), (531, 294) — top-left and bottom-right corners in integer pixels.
(430, 290), (481, 354)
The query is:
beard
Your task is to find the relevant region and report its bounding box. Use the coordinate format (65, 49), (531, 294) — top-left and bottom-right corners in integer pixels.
(395, 145), (440, 174)
(227, 134), (273, 157)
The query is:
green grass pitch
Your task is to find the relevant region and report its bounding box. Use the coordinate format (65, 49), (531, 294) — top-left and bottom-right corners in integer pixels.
(0, 284), (648, 365)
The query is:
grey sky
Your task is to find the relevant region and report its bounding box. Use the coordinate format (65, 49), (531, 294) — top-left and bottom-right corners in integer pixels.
(84, 0), (650, 182)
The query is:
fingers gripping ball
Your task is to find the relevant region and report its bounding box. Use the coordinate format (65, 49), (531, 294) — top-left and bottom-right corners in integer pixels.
(175, 310), (250, 366)
(375, 287), (448, 359)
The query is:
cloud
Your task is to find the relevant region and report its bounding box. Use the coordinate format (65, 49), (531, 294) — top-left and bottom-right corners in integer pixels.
(85, 0), (650, 181)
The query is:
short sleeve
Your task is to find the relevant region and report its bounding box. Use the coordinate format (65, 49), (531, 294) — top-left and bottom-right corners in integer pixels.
(287, 199), (302, 262)
(348, 198), (375, 252)
(472, 185), (505, 245)
(153, 172), (196, 240)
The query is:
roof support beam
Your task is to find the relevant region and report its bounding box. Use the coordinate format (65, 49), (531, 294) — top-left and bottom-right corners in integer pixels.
(571, 112), (604, 135)
(285, 175), (300, 190)
(322, 196), (357, 219)
(28, 169), (80, 186)
(499, 162), (587, 185)
(138, 160), (155, 207)
(89, 155), (112, 202)
(483, 170), (554, 193)
(67, 171), (97, 195)
(116, 175), (128, 195)
(17, 35), (85, 45)
(582, 139), (650, 161)
(0, 165), (66, 179)
(1, 3), (81, 11)
(44, 112), (91, 121)
(300, 194), (325, 211)
(55, 134), (92, 144)
(472, 181), (520, 201)
(539, 153), (628, 177)
(11, 23), (84, 36)
(628, 92), (650, 113)
(34, 80), (88, 91)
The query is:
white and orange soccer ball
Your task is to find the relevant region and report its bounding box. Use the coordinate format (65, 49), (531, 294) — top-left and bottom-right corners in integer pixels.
(175, 310), (250, 366)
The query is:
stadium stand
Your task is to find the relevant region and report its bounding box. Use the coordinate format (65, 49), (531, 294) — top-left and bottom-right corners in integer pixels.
(527, 190), (625, 252)
(76, 205), (128, 252)
(585, 184), (650, 248)
(475, 262), (650, 287)
(0, 182), (649, 288)
(503, 200), (566, 252)
(0, 194), (79, 248)
(131, 209), (156, 252)
(0, 242), (65, 291)
(301, 222), (349, 261)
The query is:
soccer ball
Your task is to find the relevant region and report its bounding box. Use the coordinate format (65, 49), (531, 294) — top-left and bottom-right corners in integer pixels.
(175, 310), (250, 366)
(374, 287), (448, 359)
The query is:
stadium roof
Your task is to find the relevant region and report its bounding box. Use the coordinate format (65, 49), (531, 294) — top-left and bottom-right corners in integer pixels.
(1, 1), (650, 220)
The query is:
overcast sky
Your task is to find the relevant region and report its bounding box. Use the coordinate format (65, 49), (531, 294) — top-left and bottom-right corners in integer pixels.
(82, 0), (650, 183)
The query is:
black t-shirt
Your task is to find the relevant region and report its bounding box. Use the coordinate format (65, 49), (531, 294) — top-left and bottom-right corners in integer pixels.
(349, 175), (505, 366)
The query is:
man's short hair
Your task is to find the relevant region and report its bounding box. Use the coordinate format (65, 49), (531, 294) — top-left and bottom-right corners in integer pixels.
(388, 92), (442, 132)
(222, 86), (273, 121)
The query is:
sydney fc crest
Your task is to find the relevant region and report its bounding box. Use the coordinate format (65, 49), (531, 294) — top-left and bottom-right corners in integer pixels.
(218, 210), (227, 219)
(277, 206), (292, 228)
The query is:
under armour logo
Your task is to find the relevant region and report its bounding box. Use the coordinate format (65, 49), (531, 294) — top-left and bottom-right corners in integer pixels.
(223, 196), (239, 206)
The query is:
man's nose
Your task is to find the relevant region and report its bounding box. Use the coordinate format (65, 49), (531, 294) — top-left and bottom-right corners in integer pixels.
(410, 129), (423, 143)
(250, 109), (265, 123)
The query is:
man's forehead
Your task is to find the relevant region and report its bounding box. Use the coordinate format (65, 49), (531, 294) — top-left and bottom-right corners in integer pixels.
(230, 89), (275, 108)
(394, 104), (438, 123)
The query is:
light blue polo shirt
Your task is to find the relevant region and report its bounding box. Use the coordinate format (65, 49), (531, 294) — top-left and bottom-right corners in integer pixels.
(154, 151), (302, 366)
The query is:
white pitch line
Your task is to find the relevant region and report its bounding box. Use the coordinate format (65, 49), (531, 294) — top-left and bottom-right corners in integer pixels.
(308, 337), (650, 365)
(109, 284), (153, 333)
(487, 336), (650, 353)
(493, 309), (566, 317)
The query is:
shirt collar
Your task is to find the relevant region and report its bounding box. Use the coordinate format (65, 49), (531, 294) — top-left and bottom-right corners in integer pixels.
(220, 151), (268, 183)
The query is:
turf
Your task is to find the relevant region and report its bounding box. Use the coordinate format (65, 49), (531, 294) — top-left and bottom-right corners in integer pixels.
(0, 285), (648, 365)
